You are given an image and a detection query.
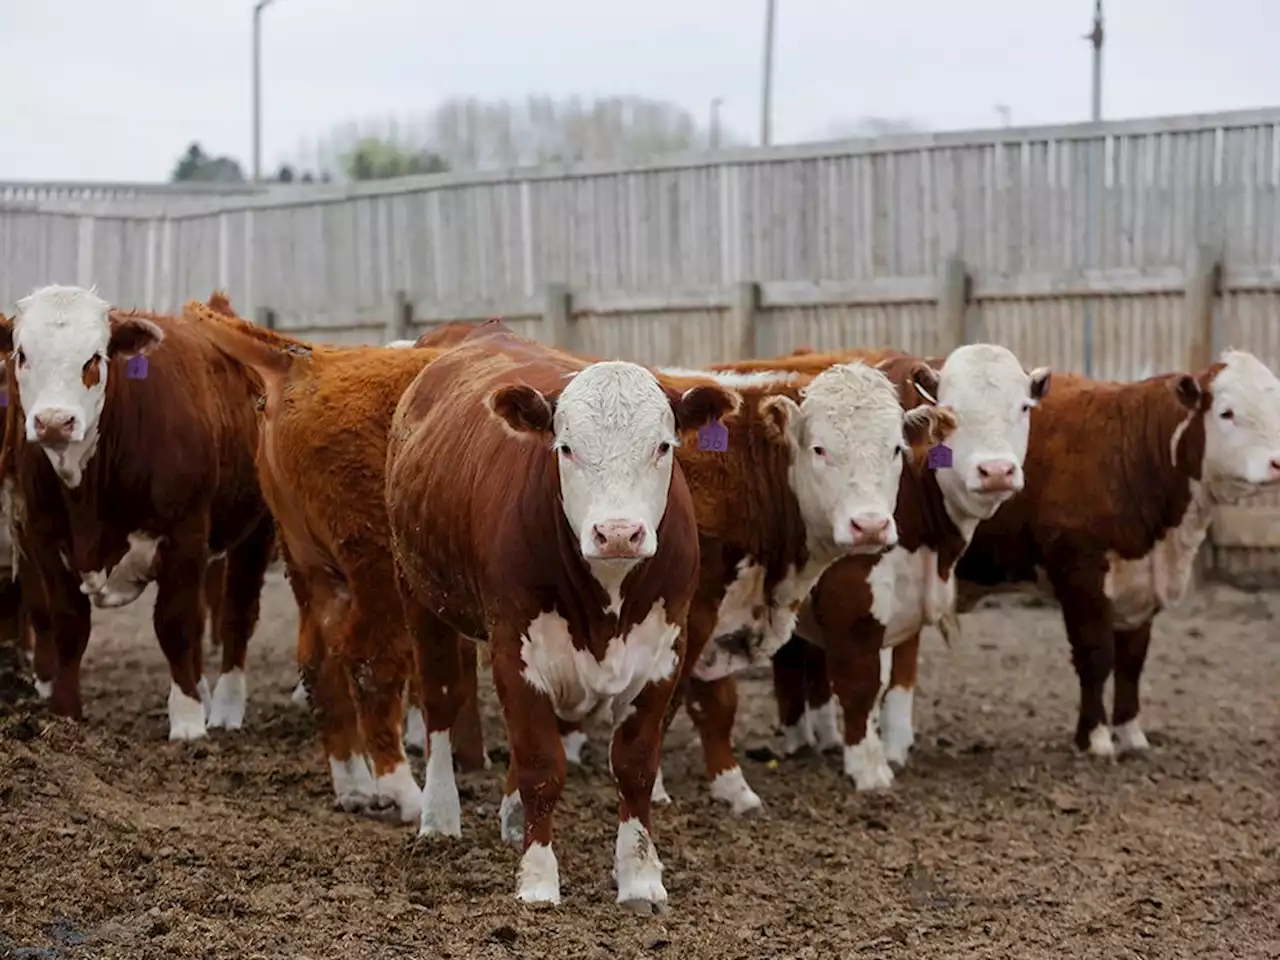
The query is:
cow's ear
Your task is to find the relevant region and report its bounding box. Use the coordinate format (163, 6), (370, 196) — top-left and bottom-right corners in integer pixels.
(665, 383), (740, 433)
(1029, 366), (1051, 400)
(758, 394), (803, 447)
(910, 363), (941, 405)
(488, 383), (557, 436)
(903, 406), (957, 452)
(0, 315), (12, 354)
(1172, 374), (1201, 410)
(107, 313), (164, 358)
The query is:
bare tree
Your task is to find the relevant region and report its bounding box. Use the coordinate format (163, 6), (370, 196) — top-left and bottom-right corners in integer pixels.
(296, 95), (744, 180)
(814, 116), (925, 141)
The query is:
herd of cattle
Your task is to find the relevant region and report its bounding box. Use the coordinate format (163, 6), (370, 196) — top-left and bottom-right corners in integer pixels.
(2, 283), (1279, 914)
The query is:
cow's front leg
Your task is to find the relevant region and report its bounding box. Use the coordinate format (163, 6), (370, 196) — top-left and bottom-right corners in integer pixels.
(687, 674), (761, 814)
(1047, 555), (1116, 758)
(558, 716), (589, 766)
(491, 645), (567, 905)
(153, 534), (212, 741)
(828, 626), (894, 791)
(610, 679), (674, 915)
(882, 632), (921, 767)
(30, 561), (90, 720)
(208, 512), (275, 731)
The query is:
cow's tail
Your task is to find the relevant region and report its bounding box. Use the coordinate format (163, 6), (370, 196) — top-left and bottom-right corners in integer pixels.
(181, 298), (310, 404)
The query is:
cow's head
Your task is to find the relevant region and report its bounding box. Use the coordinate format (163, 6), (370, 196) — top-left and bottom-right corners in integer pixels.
(0, 286), (162, 455)
(488, 361), (737, 564)
(759, 362), (956, 554)
(908, 344), (1051, 521)
(1183, 349), (1280, 496)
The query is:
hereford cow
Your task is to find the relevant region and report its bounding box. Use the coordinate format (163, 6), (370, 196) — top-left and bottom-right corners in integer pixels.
(182, 301), (487, 822)
(947, 352), (1280, 758)
(387, 328), (737, 910)
(771, 345), (1051, 790)
(0, 286), (274, 739)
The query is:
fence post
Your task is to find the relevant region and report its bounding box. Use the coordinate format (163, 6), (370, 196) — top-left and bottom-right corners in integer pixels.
(544, 283), (572, 351)
(1185, 244), (1223, 372)
(732, 282), (762, 360)
(386, 291), (412, 342)
(937, 256), (971, 355)
(254, 306), (277, 331)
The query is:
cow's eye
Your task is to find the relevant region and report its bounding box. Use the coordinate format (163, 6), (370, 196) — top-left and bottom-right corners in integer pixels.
(558, 444), (573, 459)
(812, 445), (827, 457)
(657, 441), (671, 457)
(15, 349), (26, 368)
(1220, 409), (1235, 421)
(894, 444), (903, 458)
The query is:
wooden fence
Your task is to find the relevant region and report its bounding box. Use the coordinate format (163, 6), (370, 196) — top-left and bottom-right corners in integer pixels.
(4, 107), (1280, 578)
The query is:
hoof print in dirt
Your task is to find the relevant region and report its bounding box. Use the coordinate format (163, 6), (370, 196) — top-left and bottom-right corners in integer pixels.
(619, 897), (668, 917)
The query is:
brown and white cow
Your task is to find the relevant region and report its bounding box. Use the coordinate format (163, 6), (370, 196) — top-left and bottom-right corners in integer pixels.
(772, 345), (1051, 790)
(0, 285), (275, 739)
(387, 328), (737, 910)
(945, 352), (1280, 758)
(182, 300), (489, 822)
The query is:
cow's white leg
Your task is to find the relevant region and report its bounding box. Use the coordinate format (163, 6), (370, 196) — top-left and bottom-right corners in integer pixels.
(403, 706), (427, 753)
(197, 674), (212, 720)
(780, 711), (814, 756)
(1087, 723), (1116, 758)
(34, 679), (53, 700)
(290, 678), (309, 708)
(168, 682), (208, 741)
(499, 790), (524, 847)
(560, 729), (588, 766)
(330, 754), (377, 812)
(208, 668), (247, 730)
(808, 699), (841, 753)
(516, 842), (560, 904)
(709, 766), (763, 814)
(844, 727), (895, 791)
(881, 685), (915, 767)
(1115, 718), (1149, 754)
(649, 766), (672, 806)
(375, 761), (422, 824)
(418, 729), (462, 837)
(614, 818), (666, 911)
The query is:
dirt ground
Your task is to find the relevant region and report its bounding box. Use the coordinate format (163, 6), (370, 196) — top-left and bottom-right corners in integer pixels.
(1, 571), (1277, 960)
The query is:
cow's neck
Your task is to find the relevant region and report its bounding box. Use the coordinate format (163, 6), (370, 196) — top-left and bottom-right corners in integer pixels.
(896, 466), (972, 579)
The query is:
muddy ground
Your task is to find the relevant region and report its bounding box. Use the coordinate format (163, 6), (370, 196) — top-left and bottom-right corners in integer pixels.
(0, 570), (1277, 959)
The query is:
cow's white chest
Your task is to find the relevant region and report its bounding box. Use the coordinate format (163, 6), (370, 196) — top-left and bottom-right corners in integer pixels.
(867, 547), (955, 648)
(519, 601), (678, 726)
(692, 557), (827, 682)
(1104, 480), (1211, 630)
(79, 532), (163, 609)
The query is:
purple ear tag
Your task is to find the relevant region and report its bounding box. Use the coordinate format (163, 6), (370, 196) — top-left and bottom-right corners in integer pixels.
(697, 420), (729, 452)
(125, 355), (149, 380)
(927, 444), (953, 470)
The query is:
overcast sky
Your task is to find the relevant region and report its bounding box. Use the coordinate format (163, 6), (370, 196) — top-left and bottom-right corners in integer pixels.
(3, 0), (1278, 182)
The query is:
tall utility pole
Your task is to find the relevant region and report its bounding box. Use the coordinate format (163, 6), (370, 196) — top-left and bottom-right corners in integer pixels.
(252, 0), (279, 183)
(1082, 0), (1104, 377)
(1087, 0), (1104, 121)
(760, 0), (776, 146)
(710, 97), (724, 149)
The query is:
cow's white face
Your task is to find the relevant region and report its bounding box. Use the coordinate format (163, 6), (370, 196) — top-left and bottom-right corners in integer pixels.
(1198, 350), (1280, 494)
(0, 285), (162, 460)
(489, 362), (736, 569)
(763, 362), (955, 555)
(927, 344), (1052, 521)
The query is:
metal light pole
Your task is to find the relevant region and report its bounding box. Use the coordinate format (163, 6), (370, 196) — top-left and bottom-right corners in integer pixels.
(1082, 0), (1104, 376)
(995, 104), (1012, 127)
(710, 97), (724, 149)
(252, 0), (279, 183)
(760, 0), (776, 146)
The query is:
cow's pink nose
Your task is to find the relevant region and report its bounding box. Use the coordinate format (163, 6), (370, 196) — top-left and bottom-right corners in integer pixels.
(976, 459), (1018, 491)
(1269, 458), (1280, 480)
(849, 513), (891, 544)
(32, 409), (77, 444)
(590, 520), (647, 558)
